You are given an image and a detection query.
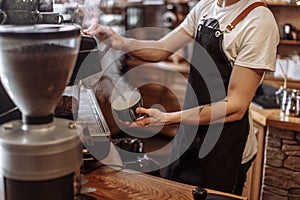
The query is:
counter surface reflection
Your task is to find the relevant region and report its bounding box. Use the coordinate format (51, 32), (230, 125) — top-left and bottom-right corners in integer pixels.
(82, 166), (247, 200)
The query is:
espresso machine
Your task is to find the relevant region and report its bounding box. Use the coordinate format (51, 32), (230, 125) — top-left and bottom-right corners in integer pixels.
(0, 24), (83, 200)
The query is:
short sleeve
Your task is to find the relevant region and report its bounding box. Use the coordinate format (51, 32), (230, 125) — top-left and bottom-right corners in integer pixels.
(178, 2), (202, 38)
(234, 9), (280, 71)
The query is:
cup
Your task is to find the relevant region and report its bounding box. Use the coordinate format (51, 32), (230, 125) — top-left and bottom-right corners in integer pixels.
(5, 10), (42, 25)
(2, 0), (39, 11)
(285, 89), (300, 117)
(38, 0), (54, 12)
(282, 23), (294, 40)
(39, 12), (64, 24)
(276, 87), (300, 117)
(111, 91), (144, 122)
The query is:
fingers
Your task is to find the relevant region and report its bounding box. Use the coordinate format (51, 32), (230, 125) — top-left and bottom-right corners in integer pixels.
(83, 23), (113, 41)
(135, 107), (150, 116)
(82, 23), (98, 35)
(130, 117), (152, 128)
(128, 107), (150, 127)
(82, 23), (124, 50)
(130, 107), (167, 128)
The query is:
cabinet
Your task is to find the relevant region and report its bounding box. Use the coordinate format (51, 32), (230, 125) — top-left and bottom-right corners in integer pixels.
(242, 105), (276, 200)
(243, 104), (300, 200)
(242, 119), (266, 200)
(247, 106), (300, 200)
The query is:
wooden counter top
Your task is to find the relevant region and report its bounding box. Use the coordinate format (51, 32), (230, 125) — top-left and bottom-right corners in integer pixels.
(82, 166), (247, 200)
(250, 104), (300, 132)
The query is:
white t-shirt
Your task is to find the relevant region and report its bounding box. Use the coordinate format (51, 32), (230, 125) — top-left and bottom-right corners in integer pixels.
(179, 0), (279, 163)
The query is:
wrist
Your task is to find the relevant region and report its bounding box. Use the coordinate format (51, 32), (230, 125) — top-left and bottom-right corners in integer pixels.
(165, 112), (181, 125)
(120, 37), (133, 52)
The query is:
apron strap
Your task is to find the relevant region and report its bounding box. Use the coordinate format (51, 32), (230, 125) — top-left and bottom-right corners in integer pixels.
(226, 2), (266, 31)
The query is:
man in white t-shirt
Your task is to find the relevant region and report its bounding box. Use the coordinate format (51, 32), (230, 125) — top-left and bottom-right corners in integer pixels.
(85, 0), (279, 194)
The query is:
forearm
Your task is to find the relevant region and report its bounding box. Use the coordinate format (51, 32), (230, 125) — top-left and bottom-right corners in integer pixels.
(121, 27), (192, 62)
(165, 99), (248, 126)
(85, 24), (192, 62)
(164, 67), (264, 126)
(121, 38), (173, 62)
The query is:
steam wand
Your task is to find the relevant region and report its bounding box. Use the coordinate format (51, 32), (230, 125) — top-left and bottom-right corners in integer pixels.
(277, 61), (288, 89)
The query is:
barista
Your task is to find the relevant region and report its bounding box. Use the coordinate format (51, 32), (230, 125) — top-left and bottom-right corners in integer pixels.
(84, 0), (279, 194)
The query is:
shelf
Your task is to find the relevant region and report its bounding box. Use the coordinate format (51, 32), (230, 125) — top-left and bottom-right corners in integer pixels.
(263, 74), (300, 89)
(266, 2), (300, 7)
(265, 73), (299, 81)
(279, 39), (300, 45)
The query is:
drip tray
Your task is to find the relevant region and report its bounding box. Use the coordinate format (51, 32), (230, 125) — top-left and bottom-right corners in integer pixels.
(77, 87), (110, 137)
(76, 87), (111, 161)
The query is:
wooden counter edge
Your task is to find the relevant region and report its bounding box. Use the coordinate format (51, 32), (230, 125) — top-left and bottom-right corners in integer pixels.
(123, 169), (248, 200)
(250, 103), (273, 126)
(250, 103), (300, 132)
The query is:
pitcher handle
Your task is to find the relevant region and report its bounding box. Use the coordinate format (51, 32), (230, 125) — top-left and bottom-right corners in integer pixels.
(57, 14), (64, 24)
(0, 9), (7, 24)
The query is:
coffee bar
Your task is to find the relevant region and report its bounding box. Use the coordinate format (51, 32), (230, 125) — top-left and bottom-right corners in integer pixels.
(0, 0), (300, 200)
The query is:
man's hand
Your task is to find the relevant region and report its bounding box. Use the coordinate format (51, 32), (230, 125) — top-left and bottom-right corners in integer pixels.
(129, 107), (167, 128)
(83, 23), (124, 50)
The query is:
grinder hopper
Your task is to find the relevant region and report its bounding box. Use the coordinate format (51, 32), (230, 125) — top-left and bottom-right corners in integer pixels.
(0, 24), (81, 123)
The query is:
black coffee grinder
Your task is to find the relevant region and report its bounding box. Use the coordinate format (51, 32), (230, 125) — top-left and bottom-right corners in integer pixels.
(0, 25), (83, 200)
(0, 0), (100, 126)
(0, 2), (102, 199)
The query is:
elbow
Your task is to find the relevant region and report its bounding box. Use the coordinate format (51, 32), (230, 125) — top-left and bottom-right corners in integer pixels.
(232, 111), (245, 121)
(149, 42), (173, 61)
(149, 55), (167, 62)
(134, 50), (171, 62)
(149, 51), (172, 62)
(230, 105), (248, 121)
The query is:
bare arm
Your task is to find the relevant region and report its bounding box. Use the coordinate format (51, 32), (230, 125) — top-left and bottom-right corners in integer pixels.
(84, 24), (193, 62)
(132, 66), (265, 127)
